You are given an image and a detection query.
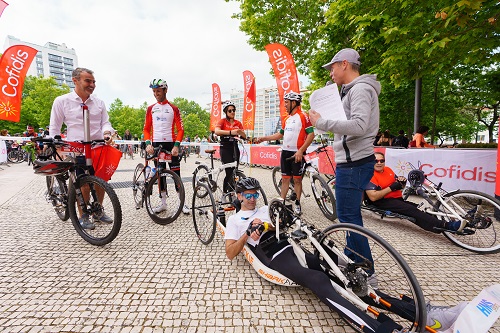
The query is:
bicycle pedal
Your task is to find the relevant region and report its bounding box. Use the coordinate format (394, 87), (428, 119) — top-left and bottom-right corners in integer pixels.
(290, 230), (307, 240)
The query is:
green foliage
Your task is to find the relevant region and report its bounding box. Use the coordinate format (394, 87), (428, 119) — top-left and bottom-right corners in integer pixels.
(108, 99), (146, 139)
(172, 97), (211, 139)
(0, 75), (69, 134)
(227, 0), (499, 143)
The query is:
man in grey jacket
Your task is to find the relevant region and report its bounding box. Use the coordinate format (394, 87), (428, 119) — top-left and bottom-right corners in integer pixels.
(309, 48), (380, 263)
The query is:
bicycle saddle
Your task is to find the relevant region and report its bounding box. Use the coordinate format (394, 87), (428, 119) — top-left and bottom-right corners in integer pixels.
(407, 169), (425, 187)
(33, 160), (73, 175)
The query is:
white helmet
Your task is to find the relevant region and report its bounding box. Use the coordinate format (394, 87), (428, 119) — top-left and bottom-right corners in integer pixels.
(284, 91), (302, 103)
(149, 79), (168, 89)
(222, 100), (236, 112)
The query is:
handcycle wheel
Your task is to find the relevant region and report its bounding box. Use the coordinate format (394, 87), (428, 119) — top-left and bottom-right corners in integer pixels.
(132, 163), (145, 209)
(311, 174), (337, 221)
(192, 182), (217, 245)
(68, 175), (122, 246)
(46, 174), (69, 221)
(271, 166), (295, 200)
(145, 170), (185, 225)
(318, 223), (426, 332)
(228, 169), (246, 193)
(440, 190), (500, 254)
(192, 164), (216, 197)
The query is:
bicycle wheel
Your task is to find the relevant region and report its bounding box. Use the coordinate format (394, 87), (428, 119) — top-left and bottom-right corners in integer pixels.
(318, 223), (426, 332)
(145, 169), (185, 225)
(227, 169), (246, 193)
(132, 163), (145, 209)
(311, 174), (337, 222)
(45, 174), (69, 221)
(68, 175), (122, 246)
(272, 166), (295, 200)
(192, 182), (217, 245)
(440, 190), (500, 254)
(192, 164), (216, 198)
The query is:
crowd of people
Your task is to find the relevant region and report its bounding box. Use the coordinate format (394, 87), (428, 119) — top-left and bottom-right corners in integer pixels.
(0, 51), (479, 332)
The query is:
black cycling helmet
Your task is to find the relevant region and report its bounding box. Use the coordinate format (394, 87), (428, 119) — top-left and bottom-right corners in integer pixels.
(236, 177), (261, 193)
(408, 169), (425, 187)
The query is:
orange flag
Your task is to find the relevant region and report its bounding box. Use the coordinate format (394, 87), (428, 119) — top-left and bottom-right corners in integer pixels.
(242, 70), (256, 130)
(0, 45), (38, 123)
(210, 83), (222, 131)
(265, 43), (300, 125)
(0, 0), (8, 18)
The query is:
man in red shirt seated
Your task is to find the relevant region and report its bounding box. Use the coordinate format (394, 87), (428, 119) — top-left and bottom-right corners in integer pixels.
(365, 152), (462, 232)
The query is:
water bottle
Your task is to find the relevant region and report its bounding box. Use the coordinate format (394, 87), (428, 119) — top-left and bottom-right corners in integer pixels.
(145, 166), (151, 179)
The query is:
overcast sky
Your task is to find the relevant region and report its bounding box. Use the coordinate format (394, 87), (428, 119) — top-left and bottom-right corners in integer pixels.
(0, 0), (309, 109)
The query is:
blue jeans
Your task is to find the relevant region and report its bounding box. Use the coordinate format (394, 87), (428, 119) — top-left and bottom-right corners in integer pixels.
(335, 160), (376, 271)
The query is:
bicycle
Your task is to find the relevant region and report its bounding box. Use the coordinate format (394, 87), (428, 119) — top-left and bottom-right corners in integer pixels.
(191, 191), (429, 332)
(272, 144), (336, 221)
(396, 168), (499, 254)
(192, 140), (247, 202)
(132, 145), (185, 225)
(32, 136), (122, 246)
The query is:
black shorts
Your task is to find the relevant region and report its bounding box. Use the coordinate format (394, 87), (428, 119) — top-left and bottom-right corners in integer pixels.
(280, 150), (304, 177)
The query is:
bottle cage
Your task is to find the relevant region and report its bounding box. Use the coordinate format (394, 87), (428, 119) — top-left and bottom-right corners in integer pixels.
(407, 169), (425, 187)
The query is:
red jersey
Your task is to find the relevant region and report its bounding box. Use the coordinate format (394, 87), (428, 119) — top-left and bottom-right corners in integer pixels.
(367, 166), (401, 199)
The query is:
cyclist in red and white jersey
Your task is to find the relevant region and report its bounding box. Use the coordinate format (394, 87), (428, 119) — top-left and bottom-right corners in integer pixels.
(256, 91), (315, 215)
(143, 78), (189, 214)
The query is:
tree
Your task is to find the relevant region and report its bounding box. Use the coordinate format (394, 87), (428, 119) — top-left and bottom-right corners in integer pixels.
(0, 75), (69, 134)
(108, 99), (146, 138)
(172, 97), (211, 139)
(228, 0), (499, 141)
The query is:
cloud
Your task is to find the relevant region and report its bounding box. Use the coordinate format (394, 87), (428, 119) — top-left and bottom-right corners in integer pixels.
(0, 0), (309, 109)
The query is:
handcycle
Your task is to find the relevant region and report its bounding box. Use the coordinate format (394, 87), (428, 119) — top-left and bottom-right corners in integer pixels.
(132, 145), (185, 225)
(272, 144), (336, 221)
(191, 188), (431, 332)
(364, 168), (500, 254)
(32, 136), (122, 246)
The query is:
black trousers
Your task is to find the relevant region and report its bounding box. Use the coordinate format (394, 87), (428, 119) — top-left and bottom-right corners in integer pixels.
(369, 197), (443, 233)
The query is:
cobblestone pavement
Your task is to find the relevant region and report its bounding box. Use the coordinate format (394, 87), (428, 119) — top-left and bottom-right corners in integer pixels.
(0, 154), (498, 333)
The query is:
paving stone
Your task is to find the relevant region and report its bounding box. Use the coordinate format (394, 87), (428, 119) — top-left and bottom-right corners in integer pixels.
(0, 156), (499, 332)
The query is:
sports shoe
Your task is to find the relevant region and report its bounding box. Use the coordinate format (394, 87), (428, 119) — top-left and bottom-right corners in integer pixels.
(426, 301), (467, 331)
(182, 204), (190, 214)
(445, 220), (462, 232)
(153, 204), (168, 213)
(95, 213), (113, 224)
(79, 214), (95, 230)
(294, 202), (302, 215)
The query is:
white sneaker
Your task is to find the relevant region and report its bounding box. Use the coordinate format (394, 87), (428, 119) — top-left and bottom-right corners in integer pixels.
(426, 301), (468, 331)
(153, 204), (168, 213)
(182, 204), (190, 214)
(294, 203), (302, 215)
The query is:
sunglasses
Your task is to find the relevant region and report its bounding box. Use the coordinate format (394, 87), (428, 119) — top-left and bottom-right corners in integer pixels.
(242, 193), (260, 200)
(375, 159), (385, 163)
(226, 109), (236, 113)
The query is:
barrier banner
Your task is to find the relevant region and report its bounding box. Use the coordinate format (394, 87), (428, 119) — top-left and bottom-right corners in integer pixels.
(210, 83), (221, 131)
(0, 0), (8, 18)
(385, 148), (496, 196)
(242, 70), (256, 130)
(264, 43), (300, 124)
(0, 45), (38, 122)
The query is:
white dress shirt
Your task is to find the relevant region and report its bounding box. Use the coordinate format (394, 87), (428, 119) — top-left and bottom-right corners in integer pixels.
(49, 90), (114, 141)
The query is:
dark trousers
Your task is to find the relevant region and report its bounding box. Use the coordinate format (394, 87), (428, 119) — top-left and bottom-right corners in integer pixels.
(370, 197), (443, 233)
